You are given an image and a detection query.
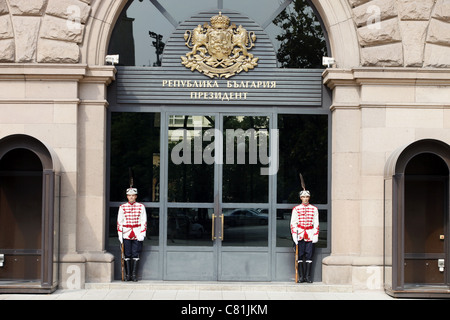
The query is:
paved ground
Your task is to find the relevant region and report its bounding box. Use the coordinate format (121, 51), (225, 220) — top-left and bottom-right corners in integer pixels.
(0, 281), (398, 300)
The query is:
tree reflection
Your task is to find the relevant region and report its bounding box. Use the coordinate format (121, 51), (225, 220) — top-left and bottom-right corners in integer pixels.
(274, 0), (328, 68)
(110, 113), (161, 202)
(222, 116), (270, 203)
(277, 115), (328, 204)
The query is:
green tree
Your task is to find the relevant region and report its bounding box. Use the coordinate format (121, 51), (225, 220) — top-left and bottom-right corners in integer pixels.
(274, 0), (328, 68)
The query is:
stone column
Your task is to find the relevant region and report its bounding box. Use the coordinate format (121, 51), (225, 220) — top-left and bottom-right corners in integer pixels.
(77, 66), (116, 284)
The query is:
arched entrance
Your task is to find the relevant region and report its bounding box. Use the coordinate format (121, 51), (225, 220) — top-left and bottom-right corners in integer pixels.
(105, 2), (331, 282)
(0, 135), (61, 293)
(384, 139), (450, 298)
(84, 0), (360, 68)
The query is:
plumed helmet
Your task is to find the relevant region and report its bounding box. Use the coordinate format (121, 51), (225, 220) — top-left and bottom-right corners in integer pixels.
(299, 190), (310, 197)
(126, 188), (138, 195)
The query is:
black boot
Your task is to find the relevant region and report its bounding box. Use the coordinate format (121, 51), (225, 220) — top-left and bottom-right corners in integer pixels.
(298, 260), (306, 283)
(305, 262), (313, 283)
(131, 259), (139, 282)
(125, 259), (131, 282)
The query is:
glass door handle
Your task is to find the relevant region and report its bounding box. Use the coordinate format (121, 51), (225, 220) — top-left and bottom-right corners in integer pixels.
(219, 214), (224, 241)
(212, 214), (216, 241)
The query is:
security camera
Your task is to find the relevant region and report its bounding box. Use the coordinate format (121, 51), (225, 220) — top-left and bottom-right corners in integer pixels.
(322, 57), (335, 68)
(105, 54), (119, 65)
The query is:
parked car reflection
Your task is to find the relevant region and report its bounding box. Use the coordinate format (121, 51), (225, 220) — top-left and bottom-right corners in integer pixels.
(223, 209), (268, 228)
(167, 209), (209, 243)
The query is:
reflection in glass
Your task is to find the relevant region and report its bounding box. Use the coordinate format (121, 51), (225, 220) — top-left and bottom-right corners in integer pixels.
(159, 0), (219, 24)
(276, 209), (327, 248)
(277, 114), (328, 204)
(167, 208), (213, 246)
(110, 113), (161, 202)
(108, 0), (174, 67)
(108, 0), (328, 68)
(168, 115), (215, 203)
(222, 116), (269, 203)
(273, 0), (328, 68)
(109, 207), (159, 247)
(222, 208), (268, 247)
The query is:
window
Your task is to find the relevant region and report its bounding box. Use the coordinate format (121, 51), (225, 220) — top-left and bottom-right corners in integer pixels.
(276, 114), (328, 248)
(109, 112), (161, 203)
(108, 0), (328, 68)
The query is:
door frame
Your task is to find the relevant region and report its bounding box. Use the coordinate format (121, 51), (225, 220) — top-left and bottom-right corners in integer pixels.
(403, 174), (448, 285)
(106, 104), (332, 282)
(385, 139), (450, 298)
(0, 134), (60, 294)
(161, 110), (274, 281)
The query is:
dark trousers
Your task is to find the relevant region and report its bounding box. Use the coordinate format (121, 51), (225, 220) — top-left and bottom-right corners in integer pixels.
(298, 240), (314, 262)
(123, 239), (143, 260)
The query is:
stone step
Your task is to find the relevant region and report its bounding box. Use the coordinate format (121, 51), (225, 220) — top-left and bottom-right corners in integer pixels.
(85, 281), (353, 293)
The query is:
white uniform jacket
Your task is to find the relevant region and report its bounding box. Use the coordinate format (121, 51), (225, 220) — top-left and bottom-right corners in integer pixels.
(117, 201), (147, 242)
(290, 203), (319, 244)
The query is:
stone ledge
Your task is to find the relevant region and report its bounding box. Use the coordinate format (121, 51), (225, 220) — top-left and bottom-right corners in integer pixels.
(324, 67), (450, 89)
(0, 63), (115, 82)
(85, 281), (354, 293)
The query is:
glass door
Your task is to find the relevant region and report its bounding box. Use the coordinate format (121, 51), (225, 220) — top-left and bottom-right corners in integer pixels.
(218, 114), (271, 280)
(165, 113), (271, 280)
(165, 114), (218, 280)
(108, 109), (330, 281)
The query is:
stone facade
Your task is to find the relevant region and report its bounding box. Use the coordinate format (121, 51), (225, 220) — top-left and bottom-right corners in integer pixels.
(0, 0), (449, 66)
(0, 0), (449, 291)
(0, 0), (91, 63)
(323, 67), (450, 290)
(354, 0), (450, 67)
(1, 0), (449, 67)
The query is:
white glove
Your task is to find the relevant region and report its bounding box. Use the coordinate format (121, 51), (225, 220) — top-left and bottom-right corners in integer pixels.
(118, 233), (123, 244)
(292, 233), (298, 245)
(312, 234), (318, 244)
(137, 234), (145, 242)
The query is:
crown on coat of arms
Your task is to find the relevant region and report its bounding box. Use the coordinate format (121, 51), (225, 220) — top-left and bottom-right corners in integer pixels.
(210, 12), (230, 29)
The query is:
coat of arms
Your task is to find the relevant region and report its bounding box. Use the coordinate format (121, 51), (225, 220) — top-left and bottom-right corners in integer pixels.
(181, 12), (258, 79)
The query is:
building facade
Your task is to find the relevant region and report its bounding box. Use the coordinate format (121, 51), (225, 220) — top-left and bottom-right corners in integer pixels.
(0, 0), (449, 298)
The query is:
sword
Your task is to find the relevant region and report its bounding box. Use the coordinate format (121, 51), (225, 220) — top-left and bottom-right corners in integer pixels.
(294, 173), (305, 283)
(121, 242), (125, 281)
(295, 238), (299, 283)
(120, 167), (134, 282)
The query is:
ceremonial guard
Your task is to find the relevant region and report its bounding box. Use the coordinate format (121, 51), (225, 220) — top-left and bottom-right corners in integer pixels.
(290, 189), (319, 283)
(117, 187), (147, 281)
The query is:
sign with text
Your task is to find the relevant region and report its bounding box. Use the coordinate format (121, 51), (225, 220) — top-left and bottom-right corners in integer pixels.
(116, 68), (323, 106)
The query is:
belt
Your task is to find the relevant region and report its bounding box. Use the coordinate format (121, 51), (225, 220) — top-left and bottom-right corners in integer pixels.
(123, 224), (140, 228)
(298, 225), (313, 230)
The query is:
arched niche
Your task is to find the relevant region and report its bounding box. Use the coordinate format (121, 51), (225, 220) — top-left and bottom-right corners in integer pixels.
(384, 139), (450, 298)
(0, 134), (61, 294)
